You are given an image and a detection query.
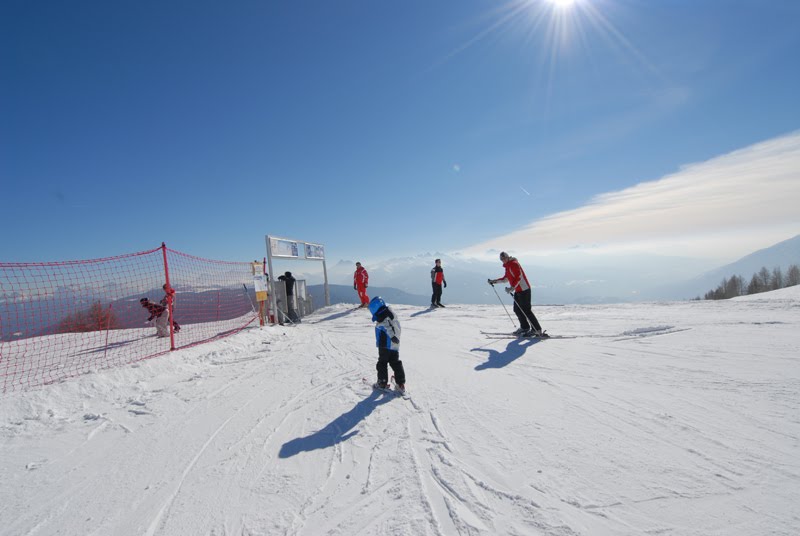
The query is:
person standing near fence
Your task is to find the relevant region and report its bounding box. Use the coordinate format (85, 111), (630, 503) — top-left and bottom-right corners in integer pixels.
(354, 262), (370, 308)
(160, 284), (181, 332)
(140, 298), (170, 338)
(430, 258), (447, 308)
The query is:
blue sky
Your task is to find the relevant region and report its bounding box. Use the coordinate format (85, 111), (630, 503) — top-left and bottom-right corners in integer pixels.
(2, 0), (799, 265)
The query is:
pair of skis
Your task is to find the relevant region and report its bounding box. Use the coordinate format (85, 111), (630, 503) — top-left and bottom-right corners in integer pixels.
(481, 330), (574, 340)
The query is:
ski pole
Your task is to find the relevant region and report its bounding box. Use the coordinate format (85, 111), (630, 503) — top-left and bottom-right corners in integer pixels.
(279, 307), (296, 325)
(509, 291), (544, 335)
(489, 280), (517, 328)
(242, 284), (258, 316)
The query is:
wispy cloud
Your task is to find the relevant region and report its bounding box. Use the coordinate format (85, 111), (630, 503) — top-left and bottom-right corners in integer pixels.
(463, 131), (800, 261)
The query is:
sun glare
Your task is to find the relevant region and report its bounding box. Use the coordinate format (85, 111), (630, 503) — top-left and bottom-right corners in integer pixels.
(439, 0), (660, 103)
(548, 0), (577, 8)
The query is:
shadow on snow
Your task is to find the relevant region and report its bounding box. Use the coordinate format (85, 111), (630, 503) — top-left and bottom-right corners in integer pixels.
(278, 389), (394, 458)
(471, 337), (542, 370)
(309, 307), (362, 324)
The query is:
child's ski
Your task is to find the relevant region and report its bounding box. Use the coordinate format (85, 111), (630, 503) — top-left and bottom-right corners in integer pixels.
(390, 375), (410, 399)
(362, 377), (402, 396)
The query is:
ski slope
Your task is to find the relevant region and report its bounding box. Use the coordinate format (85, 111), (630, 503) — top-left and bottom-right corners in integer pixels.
(1, 288), (799, 535)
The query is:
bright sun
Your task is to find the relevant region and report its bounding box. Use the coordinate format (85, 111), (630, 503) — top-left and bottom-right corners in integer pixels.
(548, 0), (577, 8)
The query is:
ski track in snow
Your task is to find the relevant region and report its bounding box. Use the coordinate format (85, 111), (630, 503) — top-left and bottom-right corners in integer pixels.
(1, 288), (799, 535)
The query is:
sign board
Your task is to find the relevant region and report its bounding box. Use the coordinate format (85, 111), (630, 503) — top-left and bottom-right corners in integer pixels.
(269, 238), (300, 258)
(266, 234), (330, 310)
(304, 243), (325, 260)
(253, 274), (269, 302)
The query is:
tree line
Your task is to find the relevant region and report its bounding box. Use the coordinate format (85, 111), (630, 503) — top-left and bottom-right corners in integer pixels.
(58, 301), (119, 333)
(701, 264), (800, 300)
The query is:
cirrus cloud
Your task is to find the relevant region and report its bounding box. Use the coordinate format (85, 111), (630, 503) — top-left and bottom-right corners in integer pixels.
(463, 131), (800, 261)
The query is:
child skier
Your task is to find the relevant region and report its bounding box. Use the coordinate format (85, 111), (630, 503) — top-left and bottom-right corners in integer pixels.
(140, 298), (169, 338)
(368, 296), (406, 393)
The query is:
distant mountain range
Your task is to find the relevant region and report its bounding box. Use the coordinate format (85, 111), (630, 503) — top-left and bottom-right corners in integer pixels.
(311, 251), (717, 305)
(298, 234), (800, 305)
(307, 284), (429, 308)
(4, 236), (798, 340)
(650, 234), (800, 299)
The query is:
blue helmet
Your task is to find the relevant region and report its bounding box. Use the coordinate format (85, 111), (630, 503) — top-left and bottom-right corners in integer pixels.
(368, 296), (386, 316)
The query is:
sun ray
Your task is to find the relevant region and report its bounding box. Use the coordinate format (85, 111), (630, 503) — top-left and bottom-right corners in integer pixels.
(429, 1), (531, 71)
(425, 0), (665, 121)
(547, 0), (577, 10)
(581, 1), (666, 82)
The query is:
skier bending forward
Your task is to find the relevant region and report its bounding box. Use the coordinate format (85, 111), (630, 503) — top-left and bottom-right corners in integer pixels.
(368, 296), (406, 393)
(140, 298), (170, 338)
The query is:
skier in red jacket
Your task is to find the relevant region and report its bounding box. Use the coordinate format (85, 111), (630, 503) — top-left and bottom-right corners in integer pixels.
(430, 258), (447, 307)
(354, 262), (370, 308)
(489, 252), (547, 337)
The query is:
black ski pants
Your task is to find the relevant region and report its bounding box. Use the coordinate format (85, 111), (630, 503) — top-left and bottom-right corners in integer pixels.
(513, 289), (542, 332)
(376, 347), (405, 385)
(431, 283), (443, 305)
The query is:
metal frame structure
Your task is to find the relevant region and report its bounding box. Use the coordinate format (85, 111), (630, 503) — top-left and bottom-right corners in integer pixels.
(265, 235), (330, 323)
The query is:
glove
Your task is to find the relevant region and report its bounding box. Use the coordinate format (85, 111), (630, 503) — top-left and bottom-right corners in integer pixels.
(443, 281), (447, 288)
(365, 285), (368, 289)
(391, 336), (399, 344)
(354, 285), (357, 290)
(505, 286), (514, 295)
(487, 279), (494, 285)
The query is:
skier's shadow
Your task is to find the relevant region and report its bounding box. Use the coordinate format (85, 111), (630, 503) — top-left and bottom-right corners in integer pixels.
(77, 338), (139, 355)
(472, 338), (542, 370)
(278, 389), (394, 458)
(309, 308), (360, 324)
(409, 308), (437, 318)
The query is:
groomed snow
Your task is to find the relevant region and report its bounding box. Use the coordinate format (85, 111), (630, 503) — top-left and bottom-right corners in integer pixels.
(1, 291), (798, 535)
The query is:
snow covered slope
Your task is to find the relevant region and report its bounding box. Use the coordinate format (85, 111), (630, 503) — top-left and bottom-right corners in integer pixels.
(1, 291), (798, 535)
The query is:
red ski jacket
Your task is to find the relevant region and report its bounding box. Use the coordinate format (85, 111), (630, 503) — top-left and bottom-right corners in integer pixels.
(142, 301), (166, 321)
(431, 266), (445, 285)
(497, 258), (530, 293)
(354, 266), (369, 289)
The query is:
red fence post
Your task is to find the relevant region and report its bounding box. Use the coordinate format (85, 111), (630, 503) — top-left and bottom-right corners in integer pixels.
(103, 303), (112, 363)
(161, 242), (175, 351)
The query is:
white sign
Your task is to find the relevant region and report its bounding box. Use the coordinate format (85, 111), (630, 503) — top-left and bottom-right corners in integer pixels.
(305, 243), (325, 260)
(253, 274), (268, 301)
(270, 238), (299, 258)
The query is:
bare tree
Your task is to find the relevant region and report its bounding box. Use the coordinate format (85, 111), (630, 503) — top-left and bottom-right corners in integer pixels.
(58, 302), (118, 333)
(787, 264), (800, 287)
(769, 266), (784, 290)
(747, 274), (762, 295)
(758, 267), (771, 290)
(724, 275), (744, 298)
